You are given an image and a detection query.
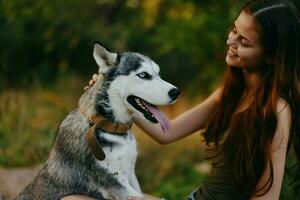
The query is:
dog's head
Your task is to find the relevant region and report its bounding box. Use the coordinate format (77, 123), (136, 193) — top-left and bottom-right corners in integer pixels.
(82, 42), (180, 132)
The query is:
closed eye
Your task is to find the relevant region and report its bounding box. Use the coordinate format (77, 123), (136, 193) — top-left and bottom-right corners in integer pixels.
(136, 72), (152, 80)
(241, 39), (250, 47)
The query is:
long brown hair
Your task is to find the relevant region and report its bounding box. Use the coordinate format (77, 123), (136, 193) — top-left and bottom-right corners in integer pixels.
(203, 0), (300, 196)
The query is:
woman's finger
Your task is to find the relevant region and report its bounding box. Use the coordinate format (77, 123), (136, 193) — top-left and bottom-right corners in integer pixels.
(128, 197), (144, 200)
(92, 74), (98, 81)
(61, 195), (98, 200)
(84, 86), (90, 91)
(89, 79), (94, 86)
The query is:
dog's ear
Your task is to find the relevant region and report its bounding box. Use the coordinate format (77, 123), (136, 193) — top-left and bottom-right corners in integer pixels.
(93, 42), (118, 74)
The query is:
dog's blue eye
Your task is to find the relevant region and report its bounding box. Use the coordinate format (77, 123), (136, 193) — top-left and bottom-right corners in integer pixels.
(137, 72), (152, 80)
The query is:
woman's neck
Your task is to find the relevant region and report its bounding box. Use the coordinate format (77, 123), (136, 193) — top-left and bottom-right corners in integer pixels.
(243, 69), (263, 94)
(234, 70), (262, 114)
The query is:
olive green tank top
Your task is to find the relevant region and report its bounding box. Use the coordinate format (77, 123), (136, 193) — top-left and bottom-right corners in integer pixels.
(187, 142), (300, 200)
(187, 133), (251, 200)
(187, 161), (251, 200)
(192, 129), (251, 199)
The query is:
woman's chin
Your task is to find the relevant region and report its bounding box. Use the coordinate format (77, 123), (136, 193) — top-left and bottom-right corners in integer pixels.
(226, 56), (235, 66)
(226, 55), (240, 67)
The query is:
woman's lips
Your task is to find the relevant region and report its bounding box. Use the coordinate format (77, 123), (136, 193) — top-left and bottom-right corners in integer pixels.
(227, 49), (238, 57)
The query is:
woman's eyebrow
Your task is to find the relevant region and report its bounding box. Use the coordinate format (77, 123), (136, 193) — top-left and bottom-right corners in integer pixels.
(233, 23), (251, 43)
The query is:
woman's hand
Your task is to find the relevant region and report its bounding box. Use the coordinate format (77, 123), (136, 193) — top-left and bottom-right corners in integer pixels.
(61, 194), (162, 200)
(61, 195), (98, 200)
(128, 194), (164, 200)
(84, 74), (99, 91)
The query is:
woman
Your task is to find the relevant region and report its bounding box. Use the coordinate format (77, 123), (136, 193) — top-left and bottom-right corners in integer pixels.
(65, 0), (300, 199)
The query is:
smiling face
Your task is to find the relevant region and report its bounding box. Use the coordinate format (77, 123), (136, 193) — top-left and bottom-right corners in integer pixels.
(226, 11), (265, 71)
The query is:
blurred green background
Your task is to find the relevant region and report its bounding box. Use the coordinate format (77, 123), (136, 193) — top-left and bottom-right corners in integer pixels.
(0, 0), (299, 199)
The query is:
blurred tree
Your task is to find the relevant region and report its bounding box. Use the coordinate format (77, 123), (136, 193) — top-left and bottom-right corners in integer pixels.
(1, 0), (298, 96)
(0, 0), (104, 88)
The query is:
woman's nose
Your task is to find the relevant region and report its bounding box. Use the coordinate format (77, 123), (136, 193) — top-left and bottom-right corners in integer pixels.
(227, 37), (238, 49)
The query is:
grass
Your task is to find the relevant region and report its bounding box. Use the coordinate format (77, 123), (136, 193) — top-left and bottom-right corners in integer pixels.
(0, 75), (83, 166)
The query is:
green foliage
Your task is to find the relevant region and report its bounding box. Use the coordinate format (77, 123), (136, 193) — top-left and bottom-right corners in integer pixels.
(0, 0), (102, 88)
(152, 161), (207, 199)
(0, 0), (251, 96)
(280, 148), (300, 200)
(1, 0), (299, 94)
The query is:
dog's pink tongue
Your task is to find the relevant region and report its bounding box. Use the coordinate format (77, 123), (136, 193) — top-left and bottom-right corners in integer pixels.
(144, 103), (170, 133)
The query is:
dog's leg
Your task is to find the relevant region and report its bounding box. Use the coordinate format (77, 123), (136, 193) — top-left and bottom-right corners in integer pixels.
(112, 182), (143, 200)
(123, 182), (143, 197)
(129, 167), (142, 193)
(103, 178), (142, 200)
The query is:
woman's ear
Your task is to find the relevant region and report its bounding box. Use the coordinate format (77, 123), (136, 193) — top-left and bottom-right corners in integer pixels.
(93, 42), (118, 74)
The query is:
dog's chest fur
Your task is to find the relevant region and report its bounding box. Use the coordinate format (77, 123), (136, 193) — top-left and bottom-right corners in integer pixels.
(98, 130), (138, 178)
(95, 130), (138, 198)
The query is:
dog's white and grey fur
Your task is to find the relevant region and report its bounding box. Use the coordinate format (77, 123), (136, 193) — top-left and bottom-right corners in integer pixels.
(14, 43), (180, 200)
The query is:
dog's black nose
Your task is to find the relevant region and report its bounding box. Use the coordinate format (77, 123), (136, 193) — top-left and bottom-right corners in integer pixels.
(168, 88), (180, 100)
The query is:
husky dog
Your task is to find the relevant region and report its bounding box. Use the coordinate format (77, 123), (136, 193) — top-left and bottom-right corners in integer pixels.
(15, 42), (180, 200)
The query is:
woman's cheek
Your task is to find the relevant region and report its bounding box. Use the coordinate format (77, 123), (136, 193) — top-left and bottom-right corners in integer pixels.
(239, 49), (264, 67)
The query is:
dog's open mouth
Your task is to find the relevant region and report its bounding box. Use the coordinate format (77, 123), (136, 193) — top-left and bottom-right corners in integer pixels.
(127, 95), (170, 132)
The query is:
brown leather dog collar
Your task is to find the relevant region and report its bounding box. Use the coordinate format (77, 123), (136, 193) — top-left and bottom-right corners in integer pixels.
(88, 114), (132, 134)
(80, 108), (132, 160)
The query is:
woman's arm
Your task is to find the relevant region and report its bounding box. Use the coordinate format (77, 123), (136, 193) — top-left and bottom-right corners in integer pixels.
(250, 98), (292, 200)
(134, 87), (222, 144)
(61, 195), (97, 200)
(62, 193), (161, 200)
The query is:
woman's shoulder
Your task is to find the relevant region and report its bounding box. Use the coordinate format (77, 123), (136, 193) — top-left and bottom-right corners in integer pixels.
(272, 97), (292, 150)
(276, 97), (291, 116)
